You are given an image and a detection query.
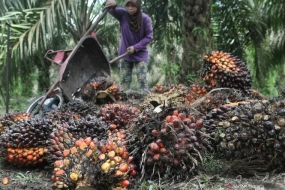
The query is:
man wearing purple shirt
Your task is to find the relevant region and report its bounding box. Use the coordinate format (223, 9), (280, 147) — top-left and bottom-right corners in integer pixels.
(105, 0), (153, 93)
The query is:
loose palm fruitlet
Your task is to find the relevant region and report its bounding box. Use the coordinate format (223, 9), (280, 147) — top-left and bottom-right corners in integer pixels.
(100, 104), (140, 129)
(202, 98), (285, 172)
(202, 51), (252, 94)
(51, 137), (135, 190)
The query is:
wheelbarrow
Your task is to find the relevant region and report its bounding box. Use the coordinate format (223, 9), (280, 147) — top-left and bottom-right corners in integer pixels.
(27, 8), (129, 115)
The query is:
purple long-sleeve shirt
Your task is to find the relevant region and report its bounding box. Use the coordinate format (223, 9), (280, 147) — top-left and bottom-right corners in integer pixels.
(109, 7), (153, 62)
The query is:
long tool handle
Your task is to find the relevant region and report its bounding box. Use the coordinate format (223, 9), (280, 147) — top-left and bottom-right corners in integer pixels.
(83, 8), (109, 37)
(109, 51), (130, 64)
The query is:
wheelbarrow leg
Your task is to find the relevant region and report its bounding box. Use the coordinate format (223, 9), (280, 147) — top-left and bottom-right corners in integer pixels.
(30, 80), (61, 117)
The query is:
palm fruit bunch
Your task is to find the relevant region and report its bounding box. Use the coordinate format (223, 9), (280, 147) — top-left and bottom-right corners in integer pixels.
(129, 108), (210, 180)
(47, 123), (77, 163)
(67, 114), (109, 141)
(100, 103), (140, 128)
(0, 115), (55, 166)
(51, 137), (135, 190)
(0, 111), (30, 132)
(202, 51), (252, 94)
(45, 110), (82, 124)
(51, 137), (96, 189)
(202, 98), (285, 172)
(80, 77), (122, 102)
(184, 84), (208, 105)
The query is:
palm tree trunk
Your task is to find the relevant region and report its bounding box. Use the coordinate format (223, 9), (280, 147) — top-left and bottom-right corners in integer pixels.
(35, 56), (51, 92)
(180, 0), (212, 84)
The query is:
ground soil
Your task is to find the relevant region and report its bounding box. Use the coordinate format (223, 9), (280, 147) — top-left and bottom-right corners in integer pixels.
(1, 158), (285, 190)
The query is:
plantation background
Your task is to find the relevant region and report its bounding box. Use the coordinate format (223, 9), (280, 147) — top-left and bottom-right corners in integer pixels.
(1, 0), (285, 114)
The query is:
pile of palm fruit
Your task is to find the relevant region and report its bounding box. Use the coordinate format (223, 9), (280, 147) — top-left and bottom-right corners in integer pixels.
(1, 51), (284, 189)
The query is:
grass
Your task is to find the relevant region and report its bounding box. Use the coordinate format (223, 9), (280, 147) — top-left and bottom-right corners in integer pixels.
(12, 172), (42, 183)
(203, 154), (225, 175)
(139, 180), (158, 190)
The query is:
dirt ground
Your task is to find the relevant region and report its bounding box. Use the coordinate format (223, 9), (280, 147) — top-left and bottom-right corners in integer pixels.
(1, 158), (285, 190)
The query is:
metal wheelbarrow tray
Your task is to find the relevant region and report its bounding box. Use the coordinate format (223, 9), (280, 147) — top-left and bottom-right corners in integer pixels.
(59, 35), (111, 101)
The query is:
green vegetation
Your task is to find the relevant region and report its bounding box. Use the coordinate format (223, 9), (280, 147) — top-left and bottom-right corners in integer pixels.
(12, 172), (42, 183)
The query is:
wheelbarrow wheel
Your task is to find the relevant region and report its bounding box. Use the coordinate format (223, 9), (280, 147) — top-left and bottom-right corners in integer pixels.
(26, 93), (64, 116)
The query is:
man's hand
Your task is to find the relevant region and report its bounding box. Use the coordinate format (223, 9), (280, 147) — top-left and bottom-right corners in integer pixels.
(105, 0), (117, 8)
(127, 46), (135, 54)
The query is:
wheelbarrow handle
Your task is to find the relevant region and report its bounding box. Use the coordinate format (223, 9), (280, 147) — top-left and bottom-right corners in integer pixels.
(84, 8), (110, 37)
(109, 51), (130, 64)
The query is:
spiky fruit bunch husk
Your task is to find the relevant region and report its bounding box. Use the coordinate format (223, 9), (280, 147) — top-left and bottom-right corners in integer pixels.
(5, 147), (48, 167)
(202, 51), (252, 94)
(80, 77), (123, 102)
(139, 87), (186, 111)
(100, 104), (140, 128)
(190, 88), (254, 114)
(203, 98), (285, 173)
(51, 137), (135, 190)
(0, 111), (30, 132)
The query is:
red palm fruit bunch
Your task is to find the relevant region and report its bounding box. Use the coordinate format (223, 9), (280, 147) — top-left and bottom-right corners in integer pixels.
(0, 117), (55, 167)
(202, 51), (252, 94)
(5, 147), (48, 167)
(47, 123), (77, 163)
(184, 84), (208, 105)
(202, 98), (285, 173)
(107, 83), (122, 100)
(100, 104), (140, 129)
(51, 137), (135, 189)
(141, 110), (208, 179)
(80, 77), (122, 102)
